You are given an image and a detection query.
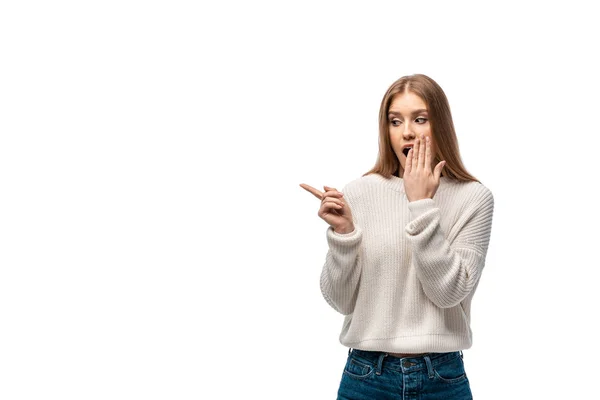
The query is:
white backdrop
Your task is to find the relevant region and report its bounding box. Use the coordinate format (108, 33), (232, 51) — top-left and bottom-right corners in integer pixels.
(1, 1), (599, 399)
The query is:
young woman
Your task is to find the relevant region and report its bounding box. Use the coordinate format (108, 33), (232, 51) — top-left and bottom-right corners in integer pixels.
(300, 74), (494, 399)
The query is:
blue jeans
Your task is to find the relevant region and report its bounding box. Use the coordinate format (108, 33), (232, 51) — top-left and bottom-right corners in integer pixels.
(337, 348), (472, 400)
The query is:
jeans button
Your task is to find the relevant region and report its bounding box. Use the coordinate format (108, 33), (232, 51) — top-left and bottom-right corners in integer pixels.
(403, 360), (411, 368)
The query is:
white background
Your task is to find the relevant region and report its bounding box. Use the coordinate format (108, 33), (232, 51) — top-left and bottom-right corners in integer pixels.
(1, 1), (599, 399)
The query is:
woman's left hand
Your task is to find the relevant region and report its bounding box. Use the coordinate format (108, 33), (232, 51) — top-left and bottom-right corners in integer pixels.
(404, 135), (446, 202)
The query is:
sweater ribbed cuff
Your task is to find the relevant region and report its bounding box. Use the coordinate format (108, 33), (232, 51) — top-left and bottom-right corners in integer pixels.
(406, 198), (438, 233)
(326, 225), (362, 247)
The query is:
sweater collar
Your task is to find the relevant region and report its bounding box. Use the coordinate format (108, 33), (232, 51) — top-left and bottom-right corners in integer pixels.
(371, 173), (449, 194)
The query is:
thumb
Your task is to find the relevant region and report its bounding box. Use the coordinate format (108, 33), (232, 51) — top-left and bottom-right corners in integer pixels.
(435, 161), (446, 178)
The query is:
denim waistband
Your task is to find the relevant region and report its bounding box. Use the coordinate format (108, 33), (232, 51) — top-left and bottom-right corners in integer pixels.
(348, 348), (463, 376)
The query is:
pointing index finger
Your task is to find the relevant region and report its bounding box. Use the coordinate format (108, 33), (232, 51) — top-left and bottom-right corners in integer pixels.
(299, 183), (324, 200)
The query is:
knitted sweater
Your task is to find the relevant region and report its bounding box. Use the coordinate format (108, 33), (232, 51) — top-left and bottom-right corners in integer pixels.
(320, 173), (494, 353)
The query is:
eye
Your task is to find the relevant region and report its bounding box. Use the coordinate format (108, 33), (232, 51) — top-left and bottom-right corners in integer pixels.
(415, 117), (428, 124)
(390, 119), (401, 126)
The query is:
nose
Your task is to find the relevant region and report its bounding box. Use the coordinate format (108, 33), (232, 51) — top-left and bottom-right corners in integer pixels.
(402, 129), (416, 141)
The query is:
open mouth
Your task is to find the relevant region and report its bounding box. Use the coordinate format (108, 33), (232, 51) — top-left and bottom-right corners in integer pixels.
(402, 147), (412, 157)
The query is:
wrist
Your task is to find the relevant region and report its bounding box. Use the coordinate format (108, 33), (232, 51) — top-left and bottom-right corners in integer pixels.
(334, 224), (355, 234)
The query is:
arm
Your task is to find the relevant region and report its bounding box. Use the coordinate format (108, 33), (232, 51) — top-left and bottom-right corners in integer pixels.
(404, 187), (494, 308)
(319, 186), (363, 315)
(320, 226), (363, 315)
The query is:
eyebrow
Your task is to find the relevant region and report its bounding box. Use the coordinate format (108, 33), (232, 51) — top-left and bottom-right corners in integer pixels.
(388, 109), (428, 117)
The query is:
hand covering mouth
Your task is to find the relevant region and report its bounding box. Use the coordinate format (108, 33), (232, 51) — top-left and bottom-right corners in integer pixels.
(402, 146), (413, 157)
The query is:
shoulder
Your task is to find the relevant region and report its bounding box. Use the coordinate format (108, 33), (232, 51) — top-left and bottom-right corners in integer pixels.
(339, 174), (382, 204)
(455, 181), (494, 219)
(447, 179), (493, 203)
(467, 180), (493, 206)
(341, 174), (379, 191)
(440, 179), (494, 219)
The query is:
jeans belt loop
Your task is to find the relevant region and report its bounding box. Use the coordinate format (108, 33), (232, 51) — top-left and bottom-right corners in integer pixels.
(375, 352), (388, 376)
(423, 355), (435, 379)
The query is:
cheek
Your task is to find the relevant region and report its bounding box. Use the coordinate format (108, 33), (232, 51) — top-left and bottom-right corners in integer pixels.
(417, 125), (432, 134)
(389, 130), (402, 146)
(389, 126), (401, 136)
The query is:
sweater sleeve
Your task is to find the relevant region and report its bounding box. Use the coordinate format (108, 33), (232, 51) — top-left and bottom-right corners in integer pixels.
(404, 186), (494, 309)
(319, 186), (363, 316)
(320, 226), (363, 315)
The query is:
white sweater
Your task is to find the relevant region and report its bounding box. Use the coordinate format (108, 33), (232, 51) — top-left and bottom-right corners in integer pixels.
(320, 173), (494, 353)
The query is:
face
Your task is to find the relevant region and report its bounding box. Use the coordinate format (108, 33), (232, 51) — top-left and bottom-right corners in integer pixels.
(387, 91), (438, 176)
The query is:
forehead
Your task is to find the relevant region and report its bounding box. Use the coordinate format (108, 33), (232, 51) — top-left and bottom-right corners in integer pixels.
(389, 91), (427, 112)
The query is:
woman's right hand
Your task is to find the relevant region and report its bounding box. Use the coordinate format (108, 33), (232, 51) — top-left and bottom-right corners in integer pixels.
(299, 183), (355, 234)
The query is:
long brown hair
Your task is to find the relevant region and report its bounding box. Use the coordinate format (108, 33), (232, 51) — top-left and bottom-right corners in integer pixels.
(363, 74), (479, 183)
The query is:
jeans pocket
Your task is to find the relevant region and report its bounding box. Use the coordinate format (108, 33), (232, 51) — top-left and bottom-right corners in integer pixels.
(343, 355), (374, 380)
(432, 355), (467, 384)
